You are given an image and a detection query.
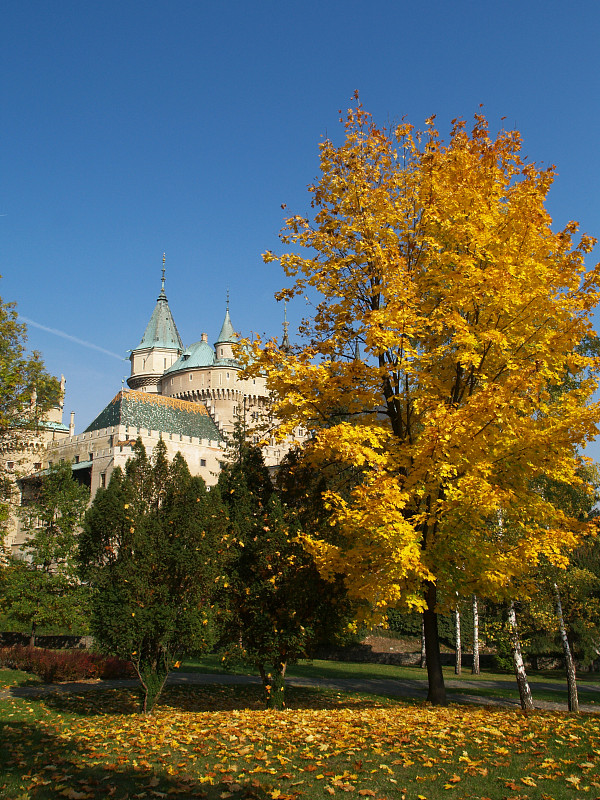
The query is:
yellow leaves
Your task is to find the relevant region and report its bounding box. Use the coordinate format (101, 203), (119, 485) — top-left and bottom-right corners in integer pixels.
(8, 659), (600, 798)
(443, 774), (461, 789)
(249, 105), (600, 613)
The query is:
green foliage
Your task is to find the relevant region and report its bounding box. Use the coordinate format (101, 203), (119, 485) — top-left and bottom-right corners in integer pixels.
(514, 465), (600, 668)
(0, 284), (61, 550)
(218, 433), (353, 708)
(20, 460), (89, 574)
(386, 607), (474, 650)
(1, 462), (90, 636)
(0, 287), (61, 449)
(79, 439), (227, 713)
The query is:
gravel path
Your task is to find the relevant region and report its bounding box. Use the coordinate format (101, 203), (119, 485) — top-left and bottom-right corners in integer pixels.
(2, 672), (599, 713)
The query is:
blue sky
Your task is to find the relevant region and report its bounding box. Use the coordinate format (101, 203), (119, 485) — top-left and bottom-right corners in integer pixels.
(2, 1), (600, 456)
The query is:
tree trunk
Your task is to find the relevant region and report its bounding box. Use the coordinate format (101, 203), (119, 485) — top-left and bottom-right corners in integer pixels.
(507, 601), (534, 712)
(420, 615), (427, 669)
(29, 620), (36, 648)
(454, 599), (462, 675)
(133, 654), (170, 715)
(259, 661), (287, 709)
(472, 594), (480, 675)
(423, 582), (447, 705)
(554, 583), (579, 713)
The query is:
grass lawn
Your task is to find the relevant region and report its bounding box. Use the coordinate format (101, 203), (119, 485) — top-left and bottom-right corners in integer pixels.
(1, 668), (600, 799)
(178, 655), (600, 706)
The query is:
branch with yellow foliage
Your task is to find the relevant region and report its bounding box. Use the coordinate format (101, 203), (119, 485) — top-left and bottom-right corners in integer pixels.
(248, 97), (600, 704)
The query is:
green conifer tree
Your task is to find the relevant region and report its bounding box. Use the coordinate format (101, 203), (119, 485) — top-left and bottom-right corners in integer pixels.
(79, 439), (227, 713)
(218, 432), (353, 709)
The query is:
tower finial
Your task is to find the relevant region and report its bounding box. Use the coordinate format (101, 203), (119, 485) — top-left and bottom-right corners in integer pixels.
(158, 253), (167, 300)
(226, 288), (230, 311)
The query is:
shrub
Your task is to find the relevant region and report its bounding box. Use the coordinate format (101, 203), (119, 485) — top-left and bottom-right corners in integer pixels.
(0, 645), (134, 682)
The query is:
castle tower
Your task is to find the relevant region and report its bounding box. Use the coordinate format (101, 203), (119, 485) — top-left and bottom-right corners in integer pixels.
(214, 295), (237, 362)
(128, 257), (184, 393)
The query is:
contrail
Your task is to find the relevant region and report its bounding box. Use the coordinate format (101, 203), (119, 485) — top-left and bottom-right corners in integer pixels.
(18, 316), (127, 361)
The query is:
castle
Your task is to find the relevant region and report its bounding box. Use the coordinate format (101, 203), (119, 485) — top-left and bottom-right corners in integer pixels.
(3, 266), (301, 557)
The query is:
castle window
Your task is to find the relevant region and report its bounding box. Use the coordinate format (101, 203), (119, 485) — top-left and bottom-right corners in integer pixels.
(34, 462), (41, 471)
(164, 358), (167, 369)
(100, 473), (106, 489)
(74, 455), (80, 464)
(5, 461), (14, 471)
(189, 373), (193, 381)
(200, 459), (206, 467)
(89, 453), (93, 462)
(226, 372), (230, 380)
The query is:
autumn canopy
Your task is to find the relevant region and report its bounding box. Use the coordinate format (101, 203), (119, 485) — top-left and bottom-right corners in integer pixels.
(248, 99), (600, 702)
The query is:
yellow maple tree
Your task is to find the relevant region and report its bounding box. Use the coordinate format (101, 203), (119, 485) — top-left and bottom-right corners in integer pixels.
(249, 97), (600, 703)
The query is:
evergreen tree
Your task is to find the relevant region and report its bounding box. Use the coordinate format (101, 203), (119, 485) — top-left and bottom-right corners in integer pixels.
(79, 440), (227, 713)
(218, 434), (352, 708)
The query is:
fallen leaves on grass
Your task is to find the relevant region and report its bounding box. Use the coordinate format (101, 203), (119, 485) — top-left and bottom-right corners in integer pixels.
(1, 684), (600, 799)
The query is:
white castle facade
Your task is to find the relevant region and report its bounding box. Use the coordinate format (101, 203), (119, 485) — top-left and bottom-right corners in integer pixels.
(3, 269), (300, 557)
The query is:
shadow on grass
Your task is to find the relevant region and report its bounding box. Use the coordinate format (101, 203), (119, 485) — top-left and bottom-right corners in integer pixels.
(0, 720), (280, 800)
(16, 682), (389, 719)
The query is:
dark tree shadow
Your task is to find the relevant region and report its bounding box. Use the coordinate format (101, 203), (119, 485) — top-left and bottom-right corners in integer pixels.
(0, 719), (287, 799)
(14, 682), (387, 717)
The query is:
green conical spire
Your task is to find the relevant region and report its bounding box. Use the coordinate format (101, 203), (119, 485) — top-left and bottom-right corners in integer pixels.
(215, 294), (237, 344)
(136, 257), (183, 351)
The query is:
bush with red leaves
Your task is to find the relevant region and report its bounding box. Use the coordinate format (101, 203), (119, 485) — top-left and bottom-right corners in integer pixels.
(0, 645), (135, 682)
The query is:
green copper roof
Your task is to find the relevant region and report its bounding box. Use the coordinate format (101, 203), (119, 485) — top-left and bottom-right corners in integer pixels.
(39, 420), (70, 432)
(84, 390), (223, 442)
(136, 279), (184, 352)
(215, 308), (237, 344)
(164, 339), (215, 374)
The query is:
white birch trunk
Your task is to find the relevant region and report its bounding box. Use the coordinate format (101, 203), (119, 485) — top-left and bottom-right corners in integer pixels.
(472, 594), (480, 675)
(420, 614), (427, 669)
(454, 600), (462, 675)
(554, 582), (579, 713)
(508, 601), (534, 712)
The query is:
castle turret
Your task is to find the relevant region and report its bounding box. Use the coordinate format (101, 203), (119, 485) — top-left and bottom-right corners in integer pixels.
(214, 297), (237, 363)
(128, 257), (183, 393)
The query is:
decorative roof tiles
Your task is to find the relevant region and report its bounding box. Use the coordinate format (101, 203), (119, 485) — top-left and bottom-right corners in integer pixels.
(84, 390), (223, 442)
